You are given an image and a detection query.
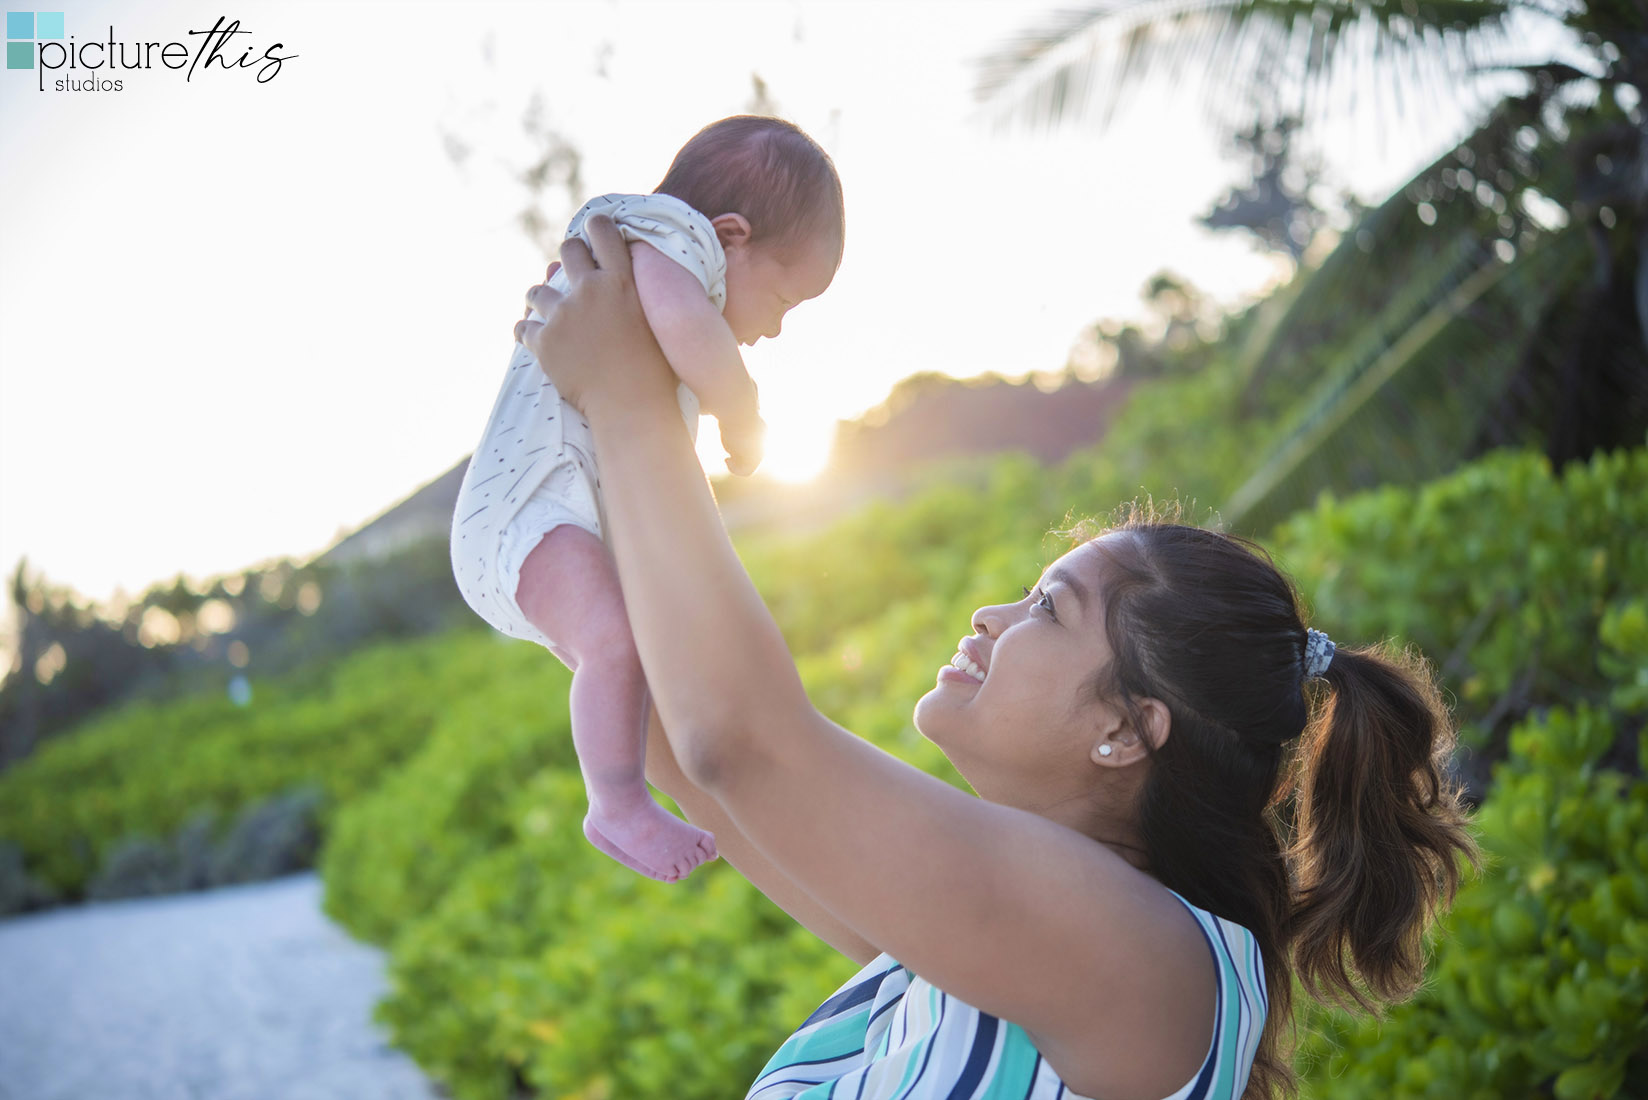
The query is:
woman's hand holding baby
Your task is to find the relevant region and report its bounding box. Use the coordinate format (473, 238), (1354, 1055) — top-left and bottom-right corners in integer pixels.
(515, 215), (680, 427)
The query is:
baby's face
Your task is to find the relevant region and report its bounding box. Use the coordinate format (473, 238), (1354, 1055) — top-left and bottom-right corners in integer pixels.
(721, 231), (839, 347)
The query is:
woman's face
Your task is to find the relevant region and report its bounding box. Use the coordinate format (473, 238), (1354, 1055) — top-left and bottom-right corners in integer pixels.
(914, 538), (1128, 804)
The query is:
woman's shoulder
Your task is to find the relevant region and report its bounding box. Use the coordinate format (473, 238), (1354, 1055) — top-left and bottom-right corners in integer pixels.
(987, 887), (1266, 1100)
(1163, 889), (1267, 1006)
(1154, 889), (1268, 1100)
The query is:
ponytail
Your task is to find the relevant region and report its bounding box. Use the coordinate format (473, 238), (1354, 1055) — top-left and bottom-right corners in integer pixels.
(1286, 643), (1480, 1012)
(1080, 518), (1482, 1097)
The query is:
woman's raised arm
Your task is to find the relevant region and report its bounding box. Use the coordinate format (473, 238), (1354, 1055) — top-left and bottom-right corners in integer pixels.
(517, 217), (1216, 1099)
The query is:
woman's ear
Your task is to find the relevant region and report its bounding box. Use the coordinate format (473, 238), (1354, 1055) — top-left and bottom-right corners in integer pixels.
(711, 212), (752, 252)
(1091, 697), (1171, 766)
(1135, 697), (1171, 751)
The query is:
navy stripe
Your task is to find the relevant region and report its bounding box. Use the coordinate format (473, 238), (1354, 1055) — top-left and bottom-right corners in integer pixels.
(800, 968), (894, 1030)
(897, 992), (947, 1100)
(947, 1011), (998, 1099)
(767, 1047), (867, 1074)
(1181, 913), (1223, 1100)
(757, 1067), (857, 1092)
(747, 895), (1262, 1099)
(867, 995), (900, 1028)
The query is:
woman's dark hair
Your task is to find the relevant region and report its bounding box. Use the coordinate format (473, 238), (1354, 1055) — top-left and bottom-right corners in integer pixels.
(1080, 511), (1478, 1099)
(654, 115), (844, 261)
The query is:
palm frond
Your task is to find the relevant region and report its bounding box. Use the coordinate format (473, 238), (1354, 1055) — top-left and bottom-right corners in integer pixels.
(1214, 81), (1643, 530)
(974, 0), (1526, 139)
(1234, 91), (1563, 407)
(1222, 225), (1589, 530)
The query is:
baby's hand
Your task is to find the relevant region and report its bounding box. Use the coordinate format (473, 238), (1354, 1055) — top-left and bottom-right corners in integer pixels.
(721, 414), (766, 477)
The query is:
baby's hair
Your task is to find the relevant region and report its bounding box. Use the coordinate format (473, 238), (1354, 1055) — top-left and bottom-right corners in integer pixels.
(654, 115), (844, 262)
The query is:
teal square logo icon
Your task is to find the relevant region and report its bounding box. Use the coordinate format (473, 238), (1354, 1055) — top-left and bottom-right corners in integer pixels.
(7, 11), (61, 69)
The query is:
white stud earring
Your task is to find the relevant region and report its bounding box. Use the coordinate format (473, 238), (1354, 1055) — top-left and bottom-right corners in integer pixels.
(1098, 744), (1113, 757)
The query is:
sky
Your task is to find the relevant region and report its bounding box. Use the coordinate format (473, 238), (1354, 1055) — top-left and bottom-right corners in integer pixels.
(0, 0), (1512, 619)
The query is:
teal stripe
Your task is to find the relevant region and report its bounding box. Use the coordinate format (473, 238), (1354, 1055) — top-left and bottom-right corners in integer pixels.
(751, 895), (1267, 1100)
(1211, 918), (1242, 1099)
(1246, 931), (1267, 1030)
(762, 1006), (872, 1076)
(983, 1021), (1040, 1097)
(792, 1008), (874, 1064)
(889, 984), (940, 1099)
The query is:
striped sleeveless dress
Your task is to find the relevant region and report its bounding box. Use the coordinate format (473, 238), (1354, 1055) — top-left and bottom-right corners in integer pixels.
(746, 891), (1266, 1100)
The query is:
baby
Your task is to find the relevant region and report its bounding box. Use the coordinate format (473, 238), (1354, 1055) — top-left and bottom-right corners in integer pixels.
(450, 116), (844, 882)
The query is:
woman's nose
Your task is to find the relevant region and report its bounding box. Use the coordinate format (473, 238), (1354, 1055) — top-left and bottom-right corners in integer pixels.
(972, 604), (1007, 637)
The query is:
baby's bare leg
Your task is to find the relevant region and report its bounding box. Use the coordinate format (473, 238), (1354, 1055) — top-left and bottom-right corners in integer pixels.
(516, 524), (716, 882)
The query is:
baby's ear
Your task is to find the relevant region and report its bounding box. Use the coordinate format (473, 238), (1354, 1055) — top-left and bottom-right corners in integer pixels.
(711, 212), (752, 251)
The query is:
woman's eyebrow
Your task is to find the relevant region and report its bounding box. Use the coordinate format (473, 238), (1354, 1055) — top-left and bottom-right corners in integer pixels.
(1044, 566), (1090, 612)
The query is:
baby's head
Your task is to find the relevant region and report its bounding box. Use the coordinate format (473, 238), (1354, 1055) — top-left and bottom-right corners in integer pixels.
(655, 116), (844, 345)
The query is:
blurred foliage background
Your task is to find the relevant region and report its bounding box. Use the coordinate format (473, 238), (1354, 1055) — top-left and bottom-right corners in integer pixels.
(3, 1), (1646, 1096)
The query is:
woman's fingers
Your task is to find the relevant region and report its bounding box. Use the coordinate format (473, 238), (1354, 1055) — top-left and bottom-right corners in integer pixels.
(583, 214), (633, 279)
(525, 282), (564, 314)
(558, 236), (596, 279)
(520, 262), (565, 320)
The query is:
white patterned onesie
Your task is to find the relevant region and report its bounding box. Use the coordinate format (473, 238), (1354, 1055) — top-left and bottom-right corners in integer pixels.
(450, 193), (727, 648)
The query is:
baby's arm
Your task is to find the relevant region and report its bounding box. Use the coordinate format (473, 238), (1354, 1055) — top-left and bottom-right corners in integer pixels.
(629, 242), (764, 474)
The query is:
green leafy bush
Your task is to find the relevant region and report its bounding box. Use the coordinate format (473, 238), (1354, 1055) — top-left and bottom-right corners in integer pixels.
(1274, 448), (1648, 746)
(361, 770), (843, 1100)
(0, 839), (61, 913)
(0, 630), (504, 900)
(79, 784), (326, 903)
(1296, 700), (1647, 1099)
(5, 440), (1642, 1098)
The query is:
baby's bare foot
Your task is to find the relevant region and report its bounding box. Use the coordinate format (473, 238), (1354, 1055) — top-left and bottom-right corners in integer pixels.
(584, 797), (717, 883)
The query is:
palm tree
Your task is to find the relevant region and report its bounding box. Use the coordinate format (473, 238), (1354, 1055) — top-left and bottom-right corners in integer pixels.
(976, 1), (1647, 531)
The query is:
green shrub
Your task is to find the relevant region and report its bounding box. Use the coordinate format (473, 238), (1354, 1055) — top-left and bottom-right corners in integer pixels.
(208, 784), (325, 886)
(319, 647), (577, 946)
(1274, 448), (1648, 746)
(6, 438), (1642, 1098)
(1296, 700), (1647, 1099)
(366, 771), (843, 1100)
(80, 785), (327, 902)
(0, 839), (59, 914)
(0, 629), (499, 899)
(85, 834), (184, 902)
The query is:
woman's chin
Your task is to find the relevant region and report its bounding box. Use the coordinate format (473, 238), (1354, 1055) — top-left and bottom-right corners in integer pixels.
(911, 691), (950, 744)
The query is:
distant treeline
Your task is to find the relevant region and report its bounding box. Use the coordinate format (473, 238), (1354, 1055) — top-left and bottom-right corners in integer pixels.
(0, 538), (471, 770)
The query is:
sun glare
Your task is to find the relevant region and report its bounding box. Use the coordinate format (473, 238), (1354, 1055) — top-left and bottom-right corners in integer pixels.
(695, 415), (833, 484)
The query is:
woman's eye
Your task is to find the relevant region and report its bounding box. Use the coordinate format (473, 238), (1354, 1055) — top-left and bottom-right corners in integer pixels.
(1021, 585), (1056, 619)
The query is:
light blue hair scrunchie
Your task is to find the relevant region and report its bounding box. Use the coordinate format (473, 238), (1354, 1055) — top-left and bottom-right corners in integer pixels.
(1303, 628), (1336, 680)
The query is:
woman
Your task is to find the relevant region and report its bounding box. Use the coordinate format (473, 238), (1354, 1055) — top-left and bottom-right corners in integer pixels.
(513, 216), (1478, 1100)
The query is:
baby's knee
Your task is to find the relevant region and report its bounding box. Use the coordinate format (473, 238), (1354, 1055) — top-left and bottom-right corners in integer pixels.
(568, 621), (642, 677)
